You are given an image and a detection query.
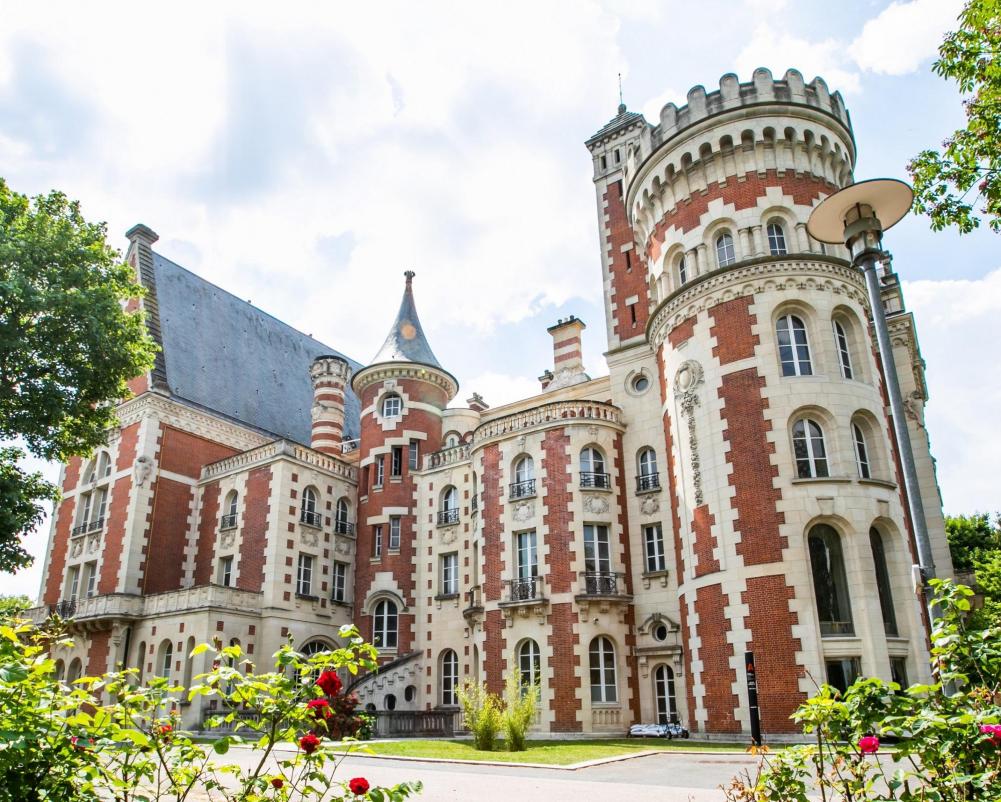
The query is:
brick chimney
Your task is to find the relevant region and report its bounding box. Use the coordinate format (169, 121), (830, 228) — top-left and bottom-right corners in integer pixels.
(309, 355), (352, 454)
(542, 316), (589, 390)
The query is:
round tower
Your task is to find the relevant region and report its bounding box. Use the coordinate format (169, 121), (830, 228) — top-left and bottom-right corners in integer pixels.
(621, 69), (926, 736)
(351, 272), (458, 662)
(309, 355), (352, 454)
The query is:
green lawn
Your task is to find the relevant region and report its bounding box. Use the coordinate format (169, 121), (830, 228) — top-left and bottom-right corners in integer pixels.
(359, 738), (751, 765)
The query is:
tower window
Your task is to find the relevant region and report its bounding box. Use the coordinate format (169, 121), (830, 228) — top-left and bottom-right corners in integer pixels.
(809, 524), (854, 636)
(677, 255), (688, 285)
(853, 422), (871, 479)
(792, 418), (829, 478)
(833, 320), (854, 379)
(373, 599), (398, 649)
(776, 314), (813, 376)
(589, 636), (618, 703)
(381, 394), (402, 418)
(715, 232), (736, 267)
(767, 222), (788, 255)
(389, 516), (402, 550)
(391, 446), (404, 477)
(870, 528), (898, 637)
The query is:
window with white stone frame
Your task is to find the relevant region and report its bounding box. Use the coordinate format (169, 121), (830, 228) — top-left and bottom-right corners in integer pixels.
(767, 221), (788, 255)
(518, 638), (541, 693)
(332, 561), (348, 602)
(589, 636), (618, 703)
(776, 314), (813, 376)
(715, 232), (736, 267)
(833, 319), (854, 379)
(440, 649), (459, 706)
(219, 555), (233, 587)
(792, 418), (829, 478)
(389, 516), (401, 550)
(440, 552), (459, 596)
(852, 422), (871, 479)
(296, 553), (314, 597)
(381, 394), (402, 417)
(643, 524), (666, 573)
(373, 599), (398, 649)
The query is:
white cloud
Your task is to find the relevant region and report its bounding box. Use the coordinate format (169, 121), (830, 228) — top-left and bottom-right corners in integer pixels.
(904, 268), (1001, 514)
(848, 0), (964, 76)
(735, 27), (861, 94)
(641, 87), (687, 125)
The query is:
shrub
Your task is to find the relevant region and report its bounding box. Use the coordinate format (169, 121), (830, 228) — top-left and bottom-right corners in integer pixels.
(457, 679), (502, 751)
(502, 668), (539, 752)
(724, 580), (1001, 801)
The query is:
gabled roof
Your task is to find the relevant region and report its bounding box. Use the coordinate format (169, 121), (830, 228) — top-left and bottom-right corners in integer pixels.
(368, 271), (444, 370)
(586, 103), (646, 146)
(147, 252), (362, 443)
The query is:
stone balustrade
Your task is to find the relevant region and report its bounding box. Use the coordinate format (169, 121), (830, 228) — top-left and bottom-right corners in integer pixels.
(201, 439), (357, 483)
(473, 400), (622, 446)
(422, 443), (471, 470)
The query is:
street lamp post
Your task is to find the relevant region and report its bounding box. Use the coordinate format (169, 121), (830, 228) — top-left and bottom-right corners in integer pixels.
(807, 179), (938, 612)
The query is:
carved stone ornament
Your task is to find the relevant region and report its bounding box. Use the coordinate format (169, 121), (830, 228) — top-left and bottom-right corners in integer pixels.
(440, 528), (458, 545)
(513, 501), (535, 523)
(587, 425), (600, 438)
(133, 455), (153, 487)
(674, 360), (705, 506)
(640, 495), (660, 516)
(301, 529), (320, 548)
(582, 494), (610, 515)
(334, 539), (353, 556)
(516, 435), (527, 450)
(70, 538), (84, 558)
(87, 534), (101, 553)
(673, 360), (705, 395)
(220, 530), (236, 549)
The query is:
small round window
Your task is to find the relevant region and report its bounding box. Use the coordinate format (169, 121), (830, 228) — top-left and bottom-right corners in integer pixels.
(631, 374), (650, 393)
(652, 623), (669, 642)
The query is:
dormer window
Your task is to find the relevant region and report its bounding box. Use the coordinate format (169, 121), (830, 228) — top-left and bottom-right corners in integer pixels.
(381, 394), (402, 418)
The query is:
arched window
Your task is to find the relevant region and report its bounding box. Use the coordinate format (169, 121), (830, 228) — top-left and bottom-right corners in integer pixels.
(653, 664), (678, 724)
(792, 418), (829, 478)
(637, 448), (659, 491)
(518, 639), (541, 691)
(580, 447), (609, 489)
(677, 255), (688, 285)
(385, 693), (397, 711)
(438, 486), (459, 525)
(833, 319), (854, 379)
(715, 232), (736, 267)
(54, 659), (66, 682)
(96, 451), (112, 479)
(182, 636), (196, 689)
(335, 498), (351, 534)
(440, 649), (459, 706)
(870, 528), (898, 637)
(158, 640), (174, 679)
(222, 491), (239, 529)
(776, 314), (813, 376)
(511, 455), (535, 499)
(301, 487), (320, 526)
(444, 432), (460, 448)
(766, 221), (787, 255)
(852, 422), (871, 479)
(135, 641), (147, 682)
(301, 640), (332, 657)
(67, 658), (83, 684)
(809, 524), (854, 636)
(381, 394), (402, 418)
(589, 636), (617, 703)
(373, 600), (398, 649)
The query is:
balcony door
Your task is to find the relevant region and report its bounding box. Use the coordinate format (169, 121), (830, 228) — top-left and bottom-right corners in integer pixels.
(516, 531), (537, 580)
(583, 524), (611, 574)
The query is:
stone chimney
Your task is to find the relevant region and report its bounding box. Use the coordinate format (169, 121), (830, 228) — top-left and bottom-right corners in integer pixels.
(309, 355), (352, 454)
(542, 316), (589, 390)
(466, 393), (489, 412)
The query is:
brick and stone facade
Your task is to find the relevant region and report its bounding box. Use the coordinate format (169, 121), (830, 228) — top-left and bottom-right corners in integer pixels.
(33, 68), (951, 738)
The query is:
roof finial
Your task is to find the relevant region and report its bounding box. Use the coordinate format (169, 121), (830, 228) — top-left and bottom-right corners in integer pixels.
(618, 72), (626, 115)
(404, 270), (415, 286)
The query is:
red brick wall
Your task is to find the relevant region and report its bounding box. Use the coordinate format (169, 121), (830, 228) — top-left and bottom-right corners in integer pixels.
(646, 170), (835, 259)
(98, 422), (140, 595)
(668, 315), (697, 348)
(483, 609), (507, 696)
(237, 466), (272, 592)
(159, 426), (239, 478)
(86, 630), (111, 676)
(42, 497), (75, 605)
(193, 481), (221, 585)
(63, 457), (82, 492)
(142, 478), (194, 594)
(719, 368), (786, 565)
(541, 428), (575, 594)
(710, 297), (759, 365)
(691, 505), (719, 576)
(547, 602), (582, 732)
(612, 436), (641, 722)
(604, 179), (648, 342)
(742, 574), (806, 733)
(480, 445), (504, 603)
(695, 583), (740, 733)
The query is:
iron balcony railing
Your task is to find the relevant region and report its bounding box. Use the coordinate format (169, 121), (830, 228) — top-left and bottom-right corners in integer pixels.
(579, 570), (625, 596)
(49, 599), (77, 619)
(580, 472), (611, 489)
(300, 510), (322, 528)
(220, 513), (238, 530)
(334, 519), (355, 535)
(509, 479), (536, 499)
(470, 495), (478, 512)
(72, 518), (105, 536)
(437, 508), (460, 526)
(636, 472), (660, 492)
(506, 577), (544, 603)
(820, 620), (856, 637)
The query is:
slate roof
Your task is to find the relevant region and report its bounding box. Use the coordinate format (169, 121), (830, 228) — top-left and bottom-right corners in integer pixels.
(368, 271), (447, 372)
(148, 253), (362, 444)
(586, 103), (646, 145)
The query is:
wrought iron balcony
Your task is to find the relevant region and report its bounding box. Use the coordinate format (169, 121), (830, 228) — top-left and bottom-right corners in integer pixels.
(463, 585), (483, 618)
(504, 577), (544, 604)
(334, 519), (355, 535)
(580, 472), (611, 489)
(437, 508), (460, 526)
(636, 472), (660, 492)
(49, 599), (77, 619)
(509, 479), (536, 499)
(579, 571), (625, 597)
(820, 620), (856, 637)
(220, 513), (238, 530)
(72, 518), (105, 536)
(470, 495), (478, 513)
(300, 509), (322, 528)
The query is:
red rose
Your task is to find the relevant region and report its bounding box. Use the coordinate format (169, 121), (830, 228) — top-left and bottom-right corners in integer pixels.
(348, 777), (370, 795)
(270, 777), (284, 788)
(980, 724), (1001, 745)
(306, 698), (333, 720)
(316, 670), (342, 697)
(299, 732), (321, 754)
(858, 735), (879, 754)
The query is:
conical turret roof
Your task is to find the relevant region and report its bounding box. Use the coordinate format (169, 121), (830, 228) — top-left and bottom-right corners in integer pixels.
(369, 271), (444, 370)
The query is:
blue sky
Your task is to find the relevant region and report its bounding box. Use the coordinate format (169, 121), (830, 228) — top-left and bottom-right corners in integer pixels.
(2, 0), (998, 598)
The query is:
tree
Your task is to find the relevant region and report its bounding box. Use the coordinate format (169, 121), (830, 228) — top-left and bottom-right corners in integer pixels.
(0, 178), (155, 572)
(0, 594), (31, 621)
(945, 512), (1001, 571)
(908, 0), (1001, 233)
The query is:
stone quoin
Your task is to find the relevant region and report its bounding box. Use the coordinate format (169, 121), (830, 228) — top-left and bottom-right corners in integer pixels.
(32, 68), (951, 738)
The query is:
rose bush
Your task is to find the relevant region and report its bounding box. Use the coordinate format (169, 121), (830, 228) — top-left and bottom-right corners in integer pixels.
(724, 580), (1001, 801)
(0, 620), (421, 802)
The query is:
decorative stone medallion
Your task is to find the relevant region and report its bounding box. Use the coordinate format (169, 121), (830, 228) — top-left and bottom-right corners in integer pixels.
(582, 494), (610, 515)
(640, 495), (660, 516)
(512, 501), (535, 523)
(301, 530), (320, 548)
(220, 530), (236, 549)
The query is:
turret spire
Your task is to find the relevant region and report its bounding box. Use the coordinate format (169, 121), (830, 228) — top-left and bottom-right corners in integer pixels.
(368, 271), (444, 370)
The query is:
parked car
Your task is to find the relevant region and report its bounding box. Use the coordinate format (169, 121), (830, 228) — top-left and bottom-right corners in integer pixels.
(628, 722), (690, 739)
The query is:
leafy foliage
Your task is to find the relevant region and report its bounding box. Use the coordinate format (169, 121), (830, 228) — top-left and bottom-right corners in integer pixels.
(0, 594), (31, 621)
(0, 178), (156, 572)
(456, 679), (502, 751)
(946, 513), (1001, 571)
(909, 0), (1001, 233)
(0, 621), (421, 801)
(502, 668), (539, 752)
(724, 581), (1001, 801)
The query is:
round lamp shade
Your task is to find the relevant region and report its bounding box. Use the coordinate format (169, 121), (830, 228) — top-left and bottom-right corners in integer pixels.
(807, 178), (914, 244)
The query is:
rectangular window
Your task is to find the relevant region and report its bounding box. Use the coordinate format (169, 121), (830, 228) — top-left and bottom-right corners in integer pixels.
(374, 456), (385, 487)
(374, 525), (383, 558)
(389, 517), (401, 550)
(643, 524), (666, 573)
(332, 562), (348, 602)
(391, 446), (404, 477)
(441, 553), (459, 596)
(583, 524), (611, 574)
(219, 555), (233, 587)
(408, 440), (419, 470)
(296, 554), (314, 597)
(92, 488), (107, 527)
(890, 656), (908, 688)
(825, 657), (861, 693)
(516, 530), (538, 579)
(84, 561), (97, 597)
(67, 566), (80, 601)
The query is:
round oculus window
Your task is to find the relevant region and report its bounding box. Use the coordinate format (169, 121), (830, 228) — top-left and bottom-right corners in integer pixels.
(653, 623), (669, 642)
(631, 374), (650, 393)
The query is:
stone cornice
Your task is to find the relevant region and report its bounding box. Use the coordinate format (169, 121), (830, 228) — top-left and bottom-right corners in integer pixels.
(351, 362), (458, 400)
(470, 399), (624, 451)
(201, 439), (358, 484)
